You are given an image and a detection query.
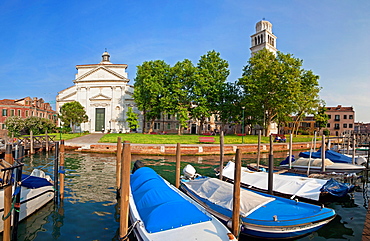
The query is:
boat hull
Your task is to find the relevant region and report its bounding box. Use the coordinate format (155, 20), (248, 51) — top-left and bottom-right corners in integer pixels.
(0, 185), (54, 232)
(181, 177), (336, 239)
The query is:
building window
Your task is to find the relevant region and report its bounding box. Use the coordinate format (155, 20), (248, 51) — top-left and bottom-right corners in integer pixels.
(328, 115), (331, 119)
(349, 115), (353, 119)
(10, 110), (15, 116)
(344, 115), (347, 119)
(146, 123), (150, 128)
(334, 124), (340, 129)
(349, 124), (353, 128)
(334, 115), (340, 121)
(176, 124), (179, 129)
(167, 123), (171, 130)
(167, 114), (171, 120)
(327, 123), (330, 128)
(343, 124), (347, 128)
(154, 123), (160, 130)
(2, 109), (7, 116)
(17, 110), (21, 116)
(1, 124), (5, 129)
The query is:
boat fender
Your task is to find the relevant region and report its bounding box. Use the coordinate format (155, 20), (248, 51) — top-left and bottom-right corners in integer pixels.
(273, 215), (278, 221)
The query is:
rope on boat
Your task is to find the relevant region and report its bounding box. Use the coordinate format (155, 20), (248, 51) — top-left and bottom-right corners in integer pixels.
(119, 220), (140, 240)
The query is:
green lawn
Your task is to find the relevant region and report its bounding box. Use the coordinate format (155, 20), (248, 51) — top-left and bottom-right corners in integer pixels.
(99, 133), (318, 144)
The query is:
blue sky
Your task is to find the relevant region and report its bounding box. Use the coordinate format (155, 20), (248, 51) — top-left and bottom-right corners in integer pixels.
(1, 0), (369, 121)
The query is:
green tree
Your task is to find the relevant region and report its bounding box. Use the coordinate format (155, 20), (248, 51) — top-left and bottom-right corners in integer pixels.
(314, 106), (329, 133)
(133, 60), (171, 133)
(59, 101), (88, 133)
(191, 50), (230, 134)
(126, 107), (139, 131)
(238, 49), (322, 136)
(24, 116), (56, 135)
(165, 59), (196, 135)
(5, 116), (25, 137)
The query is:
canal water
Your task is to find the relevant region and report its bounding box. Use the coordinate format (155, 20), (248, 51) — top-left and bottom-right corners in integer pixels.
(2, 150), (368, 240)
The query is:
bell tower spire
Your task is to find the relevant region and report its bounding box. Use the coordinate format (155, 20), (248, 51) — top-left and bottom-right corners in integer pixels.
(250, 20), (277, 55)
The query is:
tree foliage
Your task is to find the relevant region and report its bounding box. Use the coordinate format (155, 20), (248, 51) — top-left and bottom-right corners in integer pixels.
(133, 60), (171, 133)
(59, 101), (88, 132)
(191, 50), (230, 134)
(237, 49), (322, 136)
(4, 116), (25, 137)
(126, 107), (139, 131)
(314, 106), (329, 132)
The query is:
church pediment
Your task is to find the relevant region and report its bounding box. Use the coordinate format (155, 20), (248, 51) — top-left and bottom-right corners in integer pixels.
(58, 91), (77, 101)
(89, 93), (112, 101)
(75, 66), (128, 82)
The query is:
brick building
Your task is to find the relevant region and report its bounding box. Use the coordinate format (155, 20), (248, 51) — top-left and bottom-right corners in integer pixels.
(325, 105), (354, 136)
(0, 97), (57, 130)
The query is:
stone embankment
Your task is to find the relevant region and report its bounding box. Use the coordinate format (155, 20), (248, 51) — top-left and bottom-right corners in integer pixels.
(64, 134), (317, 155)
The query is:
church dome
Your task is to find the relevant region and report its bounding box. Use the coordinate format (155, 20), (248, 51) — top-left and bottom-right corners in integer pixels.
(101, 51), (111, 63)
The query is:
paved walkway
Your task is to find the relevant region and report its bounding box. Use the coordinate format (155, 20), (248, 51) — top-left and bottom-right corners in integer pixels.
(64, 133), (106, 145)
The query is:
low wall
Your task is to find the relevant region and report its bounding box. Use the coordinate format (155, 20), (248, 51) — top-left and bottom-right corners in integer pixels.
(65, 142), (318, 155)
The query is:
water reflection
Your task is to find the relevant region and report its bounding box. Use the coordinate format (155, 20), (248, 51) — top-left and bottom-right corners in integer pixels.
(2, 150), (368, 241)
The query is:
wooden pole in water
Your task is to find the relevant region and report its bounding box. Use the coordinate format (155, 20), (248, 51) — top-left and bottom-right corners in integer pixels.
(12, 145), (23, 241)
(3, 144), (13, 241)
(268, 135), (274, 195)
(116, 137), (122, 191)
(30, 130), (34, 154)
(45, 130), (49, 152)
(54, 142), (59, 204)
(321, 135), (326, 172)
(232, 148), (241, 238)
(352, 135), (356, 164)
(119, 141), (131, 240)
(175, 143), (181, 188)
(289, 133), (293, 169)
(257, 130), (261, 169)
(219, 131), (224, 180)
(59, 140), (65, 200)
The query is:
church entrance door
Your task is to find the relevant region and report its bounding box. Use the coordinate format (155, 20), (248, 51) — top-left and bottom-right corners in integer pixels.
(95, 108), (105, 132)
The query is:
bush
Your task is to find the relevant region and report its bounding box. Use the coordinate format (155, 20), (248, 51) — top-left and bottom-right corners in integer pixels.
(323, 129), (330, 136)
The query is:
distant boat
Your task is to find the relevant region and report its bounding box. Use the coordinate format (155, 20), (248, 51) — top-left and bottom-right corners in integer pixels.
(0, 169), (54, 232)
(299, 148), (367, 165)
(280, 157), (366, 174)
(129, 166), (237, 241)
(221, 161), (354, 203)
(180, 165), (336, 239)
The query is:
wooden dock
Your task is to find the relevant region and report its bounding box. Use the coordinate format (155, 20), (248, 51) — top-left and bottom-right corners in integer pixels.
(0, 134), (57, 156)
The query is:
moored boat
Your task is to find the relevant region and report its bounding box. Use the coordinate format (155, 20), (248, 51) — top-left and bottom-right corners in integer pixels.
(221, 161), (354, 203)
(0, 169), (54, 232)
(181, 165), (336, 239)
(129, 166), (237, 241)
(280, 157), (366, 174)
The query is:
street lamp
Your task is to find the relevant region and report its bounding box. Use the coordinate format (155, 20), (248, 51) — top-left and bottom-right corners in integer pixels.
(242, 107), (245, 144)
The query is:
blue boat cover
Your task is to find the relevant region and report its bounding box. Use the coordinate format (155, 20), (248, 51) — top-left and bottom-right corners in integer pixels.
(320, 178), (354, 197)
(130, 167), (211, 233)
(299, 149), (352, 163)
(21, 174), (52, 189)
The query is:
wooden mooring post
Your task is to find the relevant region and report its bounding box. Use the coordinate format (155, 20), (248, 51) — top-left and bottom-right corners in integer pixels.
(232, 148), (241, 238)
(59, 140), (65, 200)
(54, 142), (59, 204)
(175, 143), (181, 189)
(268, 135), (274, 195)
(219, 131), (224, 180)
(45, 130), (49, 152)
(116, 137), (122, 191)
(257, 130), (261, 169)
(12, 145), (24, 241)
(321, 135), (326, 172)
(30, 130), (34, 154)
(119, 141), (131, 240)
(3, 144), (13, 241)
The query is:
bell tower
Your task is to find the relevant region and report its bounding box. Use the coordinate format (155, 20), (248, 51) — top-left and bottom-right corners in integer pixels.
(250, 20), (277, 55)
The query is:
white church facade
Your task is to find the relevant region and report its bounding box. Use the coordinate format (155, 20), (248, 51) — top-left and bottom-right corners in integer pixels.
(56, 51), (142, 133)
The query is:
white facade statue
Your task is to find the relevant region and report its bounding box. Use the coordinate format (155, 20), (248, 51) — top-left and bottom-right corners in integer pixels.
(56, 51), (141, 133)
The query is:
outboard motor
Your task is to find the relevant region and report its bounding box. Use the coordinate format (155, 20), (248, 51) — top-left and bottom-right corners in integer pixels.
(132, 160), (144, 174)
(183, 164), (196, 179)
